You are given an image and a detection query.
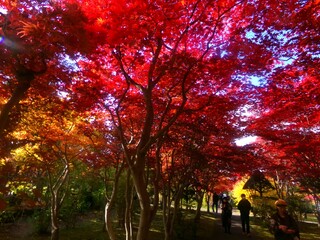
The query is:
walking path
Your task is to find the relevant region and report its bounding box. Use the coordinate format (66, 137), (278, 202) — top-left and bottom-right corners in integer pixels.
(196, 210), (273, 240)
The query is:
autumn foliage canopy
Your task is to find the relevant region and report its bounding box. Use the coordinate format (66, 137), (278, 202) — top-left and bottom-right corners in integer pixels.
(0, 0), (319, 239)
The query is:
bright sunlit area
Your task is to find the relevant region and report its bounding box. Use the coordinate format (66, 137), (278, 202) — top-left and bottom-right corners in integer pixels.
(235, 135), (257, 146)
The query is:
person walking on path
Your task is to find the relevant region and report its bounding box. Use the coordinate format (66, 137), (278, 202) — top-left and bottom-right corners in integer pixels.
(237, 193), (252, 237)
(212, 192), (220, 213)
(269, 199), (300, 240)
(221, 196), (232, 234)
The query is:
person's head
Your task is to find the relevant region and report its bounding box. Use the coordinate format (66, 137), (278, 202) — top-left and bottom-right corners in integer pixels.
(275, 199), (287, 213)
(241, 194), (246, 199)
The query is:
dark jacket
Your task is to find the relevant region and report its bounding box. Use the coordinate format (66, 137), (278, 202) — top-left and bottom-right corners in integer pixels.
(237, 198), (251, 216)
(270, 212), (300, 240)
(221, 201), (232, 218)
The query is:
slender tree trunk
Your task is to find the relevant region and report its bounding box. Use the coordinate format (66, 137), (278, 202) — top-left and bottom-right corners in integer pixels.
(162, 181), (173, 240)
(127, 149), (160, 240)
(194, 190), (204, 222)
(163, 183), (184, 240)
(131, 169), (152, 240)
(47, 161), (69, 240)
(162, 191), (170, 240)
(104, 165), (124, 240)
(313, 194), (320, 227)
(125, 170), (134, 240)
(205, 193), (211, 213)
(51, 193), (59, 240)
(105, 202), (117, 240)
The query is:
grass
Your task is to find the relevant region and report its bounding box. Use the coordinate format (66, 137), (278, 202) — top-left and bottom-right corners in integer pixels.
(304, 213), (319, 223)
(1, 210), (320, 240)
(299, 221), (320, 240)
(250, 214), (320, 240)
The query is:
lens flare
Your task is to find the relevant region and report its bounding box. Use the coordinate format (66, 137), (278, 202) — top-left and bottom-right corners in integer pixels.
(0, 36), (24, 51)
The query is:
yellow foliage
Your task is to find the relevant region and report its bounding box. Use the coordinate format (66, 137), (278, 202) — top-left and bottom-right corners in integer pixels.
(0, 158), (6, 166)
(96, 17), (106, 26)
(231, 175), (281, 210)
(231, 176), (252, 205)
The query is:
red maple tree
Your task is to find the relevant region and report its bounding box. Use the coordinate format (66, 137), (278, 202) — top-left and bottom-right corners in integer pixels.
(1, 0), (319, 238)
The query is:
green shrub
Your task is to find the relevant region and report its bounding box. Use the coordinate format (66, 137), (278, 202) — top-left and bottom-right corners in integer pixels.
(32, 209), (50, 234)
(251, 197), (275, 227)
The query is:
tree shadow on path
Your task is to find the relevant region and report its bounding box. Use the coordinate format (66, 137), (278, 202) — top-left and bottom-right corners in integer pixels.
(193, 211), (272, 240)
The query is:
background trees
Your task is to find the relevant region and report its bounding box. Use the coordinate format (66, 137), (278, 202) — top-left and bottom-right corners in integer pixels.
(1, 0), (319, 239)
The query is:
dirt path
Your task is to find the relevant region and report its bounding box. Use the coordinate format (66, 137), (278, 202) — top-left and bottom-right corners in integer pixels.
(195, 210), (272, 240)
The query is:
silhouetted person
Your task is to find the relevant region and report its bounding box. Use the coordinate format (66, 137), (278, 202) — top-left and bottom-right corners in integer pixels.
(212, 192), (220, 213)
(221, 196), (232, 233)
(237, 193), (252, 236)
(270, 199), (300, 240)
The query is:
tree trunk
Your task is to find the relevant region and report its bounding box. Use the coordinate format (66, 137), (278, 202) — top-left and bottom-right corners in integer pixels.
(0, 60), (46, 136)
(51, 228), (59, 240)
(205, 193), (211, 213)
(104, 164), (124, 240)
(132, 169), (152, 240)
(125, 170), (134, 240)
(105, 202), (117, 240)
(162, 191), (170, 240)
(194, 190), (204, 222)
(313, 194), (320, 227)
(0, 76), (32, 136)
(47, 161), (69, 240)
(163, 183), (184, 240)
(51, 193), (60, 240)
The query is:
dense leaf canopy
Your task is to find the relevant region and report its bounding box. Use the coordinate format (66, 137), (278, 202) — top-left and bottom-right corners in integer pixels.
(0, 0), (319, 239)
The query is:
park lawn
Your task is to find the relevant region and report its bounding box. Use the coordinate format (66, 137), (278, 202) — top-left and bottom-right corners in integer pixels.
(251, 216), (320, 240)
(59, 210), (320, 240)
(299, 221), (320, 240)
(1, 210), (319, 239)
